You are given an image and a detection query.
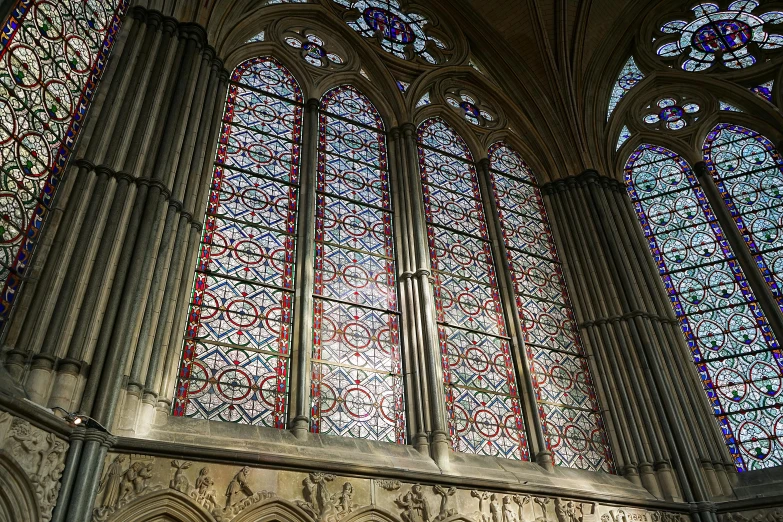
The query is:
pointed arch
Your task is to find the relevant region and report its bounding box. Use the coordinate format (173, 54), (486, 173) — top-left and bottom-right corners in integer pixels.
(231, 497), (315, 522)
(487, 142), (614, 472)
(101, 490), (214, 522)
(342, 506), (403, 522)
(172, 56), (305, 428)
(416, 117), (530, 460)
(703, 123), (783, 314)
(0, 451), (40, 522)
(625, 144), (783, 471)
(309, 84), (406, 443)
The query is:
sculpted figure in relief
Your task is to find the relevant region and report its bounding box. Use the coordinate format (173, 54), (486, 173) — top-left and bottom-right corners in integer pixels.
(97, 455), (126, 509)
(397, 484), (431, 522)
(225, 466), (254, 508)
(503, 496), (518, 522)
(490, 494), (502, 522)
(194, 467), (219, 511)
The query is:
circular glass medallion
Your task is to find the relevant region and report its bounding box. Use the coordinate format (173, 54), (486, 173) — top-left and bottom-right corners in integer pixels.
(363, 7), (416, 43)
(659, 105), (684, 122)
(692, 19), (753, 53)
(302, 42), (326, 59)
(459, 101), (481, 119)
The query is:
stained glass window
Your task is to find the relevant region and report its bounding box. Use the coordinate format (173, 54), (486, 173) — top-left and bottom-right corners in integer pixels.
(417, 118), (529, 460)
(284, 32), (343, 67)
(751, 80), (774, 102)
(719, 100), (743, 112)
(704, 124), (783, 315)
(173, 57), (303, 428)
(396, 80), (410, 93)
(616, 126), (632, 151)
(0, 0), (129, 330)
(332, 0), (442, 63)
(310, 85), (405, 443)
(641, 98), (700, 131)
(445, 92), (494, 127)
(607, 57), (644, 121)
(247, 31), (265, 43)
(415, 93), (431, 108)
(656, 2), (783, 71)
(625, 144), (783, 471)
(488, 143), (614, 472)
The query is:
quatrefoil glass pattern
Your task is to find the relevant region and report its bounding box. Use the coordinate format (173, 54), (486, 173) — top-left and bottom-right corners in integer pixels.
(0, 0), (129, 329)
(285, 33), (344, 67)
(445, 92), (495, 127)
(656, 1), (783, 71)
(332, 0), (445, 63)
(642, 98), (700, 130)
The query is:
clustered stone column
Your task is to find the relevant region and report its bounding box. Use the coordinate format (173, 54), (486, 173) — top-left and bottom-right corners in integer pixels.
(0, 7), (228, 521)
(541, 171), (734, 514)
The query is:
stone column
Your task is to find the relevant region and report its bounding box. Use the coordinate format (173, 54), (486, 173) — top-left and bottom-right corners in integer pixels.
(542, 171), (725, 514)
(389, 127), (427, 452)
(475, 159), (551, 468)
(400, 123), (450, 468)
(288, 98), (320, 438)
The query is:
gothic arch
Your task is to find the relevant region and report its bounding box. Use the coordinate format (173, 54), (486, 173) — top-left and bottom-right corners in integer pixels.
(342, 506), (403, 522)
(414, 106), (485, 162)
(231, 497), (315, 522)
(0, 451), (40, 522)
(104, 490), (215, 522)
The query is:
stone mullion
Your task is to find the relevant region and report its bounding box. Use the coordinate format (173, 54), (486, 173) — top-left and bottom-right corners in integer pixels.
(546, 183), (648, 482)
(143, 57), (226, 421)
(694, 162), (783, 344)
(610, 186), (733, 496)
(156, 68), (229, 412)
(388, 128), (426, 449)
(583, 175), (716, 513)
(475, 159), (550, 467)
(287, 98), (319, 437)
(400, 123), (450, 469)
(544, 187), (636, 480)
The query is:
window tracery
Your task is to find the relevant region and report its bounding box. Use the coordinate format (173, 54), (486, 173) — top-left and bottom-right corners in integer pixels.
(310, 85), (405, 443)
(641, 97), (701, 131)
(0, 0), (129, 330)
(332, 0), (449, 64)
(444, 90), (496, 128)
(607, 57), (644, 121)
(488, 143), (614, 472)
(719, 100), (743, 111)
(656, 1), (783, 72)
(417, 118), (529, 460)
(172, 57), (304, 428)
(625, 144), (783, 471)
(616, 126), (633, 150)
(284, 30), (344, 67)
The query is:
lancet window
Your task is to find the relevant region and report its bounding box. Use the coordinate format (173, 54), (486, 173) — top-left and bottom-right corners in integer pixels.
(173, 57), (304, 428)
(310, 85), (405, 443)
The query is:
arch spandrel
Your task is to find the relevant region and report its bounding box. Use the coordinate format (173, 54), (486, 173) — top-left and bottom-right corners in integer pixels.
(89, 490), (215, 522)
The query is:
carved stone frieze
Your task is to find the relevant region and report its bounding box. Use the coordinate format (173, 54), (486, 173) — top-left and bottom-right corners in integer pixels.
(719, 509), (783, 522)
(0, 411), (69, 522)
(84, 452), (691, 522)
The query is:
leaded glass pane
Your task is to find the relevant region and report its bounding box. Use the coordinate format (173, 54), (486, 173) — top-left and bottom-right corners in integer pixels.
(0, 0), (129, 330)
(311, 85), (405, 443)
(418, 118), (529, 460)
(488, 143), (614, 473)
(607, 57), (643, 121)
(625, 144), (783, 471)
(704, 124), (783, 315)
(173, 57), (303, 429)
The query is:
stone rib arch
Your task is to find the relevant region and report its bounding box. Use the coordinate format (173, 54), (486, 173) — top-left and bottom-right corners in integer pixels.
(0, 450), (40, 522)
(101, 490), (215, 522)
(231, 497), (315, 522)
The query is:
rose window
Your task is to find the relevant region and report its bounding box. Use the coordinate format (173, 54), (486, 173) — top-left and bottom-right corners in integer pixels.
(284, 32), (344, 67)
(656, 1), (783, 71)
(445, 92), (495, 127)
(642, 98), (700, 130)
(332, 0), (448, 63)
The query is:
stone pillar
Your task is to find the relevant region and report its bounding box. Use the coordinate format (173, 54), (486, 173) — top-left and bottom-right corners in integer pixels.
(400, 123), (451, 468)
(288, 98), (320, 438)
(475, 159), (551, 468)
(542, 171), (724, 514)
(389, 127), (427, 452)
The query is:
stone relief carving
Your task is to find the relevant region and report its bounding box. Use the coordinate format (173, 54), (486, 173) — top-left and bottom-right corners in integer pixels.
(296, 472), (357, 522)
(94, 455), (158, 521)
(397, 484), (432, 522)
(378, 479), (402, 491)
(534, 497), (552, 522)
(719, 510), (783, 522)
(0, 412), (68, 522)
